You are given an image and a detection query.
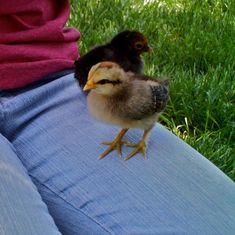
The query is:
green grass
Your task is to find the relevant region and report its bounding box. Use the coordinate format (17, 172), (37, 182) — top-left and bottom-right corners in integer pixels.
(69, 0), (235, 180)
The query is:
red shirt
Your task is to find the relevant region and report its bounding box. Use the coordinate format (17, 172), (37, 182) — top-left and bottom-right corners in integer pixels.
(0, 0), (80, 89)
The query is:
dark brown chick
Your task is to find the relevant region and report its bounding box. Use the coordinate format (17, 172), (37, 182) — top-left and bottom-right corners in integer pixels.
(74, 30), (152, 89)
(83, 61), (169, 161)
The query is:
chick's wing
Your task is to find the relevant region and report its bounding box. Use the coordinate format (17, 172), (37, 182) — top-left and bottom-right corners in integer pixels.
(114, 80), (168, 121)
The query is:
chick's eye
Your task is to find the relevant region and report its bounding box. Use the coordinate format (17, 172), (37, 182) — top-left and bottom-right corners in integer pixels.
(135, 42), (143, 49)
(96, 79), (121, 85)
(97, 79), (109, 85)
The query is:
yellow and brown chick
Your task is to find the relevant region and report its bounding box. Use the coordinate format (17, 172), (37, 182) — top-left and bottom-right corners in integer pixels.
(83, 61), (169, 160)
(75, 30), (152, 89)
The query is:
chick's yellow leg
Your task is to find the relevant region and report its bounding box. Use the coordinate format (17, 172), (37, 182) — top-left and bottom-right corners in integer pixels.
(124, 128), (152, 161)
(99, 128), (128, 159)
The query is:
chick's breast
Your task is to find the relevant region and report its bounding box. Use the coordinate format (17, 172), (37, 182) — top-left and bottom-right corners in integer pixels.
(87, 91), (118, 126)
(87, 91), (134, 128)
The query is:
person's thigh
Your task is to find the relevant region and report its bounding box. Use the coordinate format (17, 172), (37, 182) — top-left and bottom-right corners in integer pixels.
(0, 134), (61, 235)
(3, 73), (235, 235)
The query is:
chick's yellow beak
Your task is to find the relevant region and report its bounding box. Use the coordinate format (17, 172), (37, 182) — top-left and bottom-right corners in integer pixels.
(83, 80), (96, 91)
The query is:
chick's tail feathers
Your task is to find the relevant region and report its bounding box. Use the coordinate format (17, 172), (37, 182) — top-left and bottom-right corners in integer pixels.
(149, 79), (169, 113)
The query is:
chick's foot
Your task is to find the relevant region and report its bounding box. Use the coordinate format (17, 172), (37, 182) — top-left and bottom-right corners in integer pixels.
(124, 128), (152, 161)
(124, 140), (147, 161)
(99, 128), (128, 159)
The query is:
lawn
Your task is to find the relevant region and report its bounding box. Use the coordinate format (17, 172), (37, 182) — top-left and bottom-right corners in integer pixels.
(69, 0), (235, 180)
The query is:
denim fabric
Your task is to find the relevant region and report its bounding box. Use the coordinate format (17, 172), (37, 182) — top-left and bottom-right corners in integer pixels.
(0, 72), (235, 235)
(0, 135), (61, 235)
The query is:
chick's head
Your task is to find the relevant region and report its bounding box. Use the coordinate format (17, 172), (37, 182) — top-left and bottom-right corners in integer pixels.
(83, 61), (128, 95)
(111, 30), (152, 55)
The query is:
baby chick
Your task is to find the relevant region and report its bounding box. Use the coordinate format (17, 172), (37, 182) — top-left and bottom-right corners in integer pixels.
(83, 61), (169, 160)
(75, 30), (152, 89)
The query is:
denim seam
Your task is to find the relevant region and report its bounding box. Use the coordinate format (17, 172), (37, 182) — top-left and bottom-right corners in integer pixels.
(30, 176), (114, 235)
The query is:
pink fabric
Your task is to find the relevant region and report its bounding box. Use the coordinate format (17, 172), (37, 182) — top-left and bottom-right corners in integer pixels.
(0, 0), (80, 89)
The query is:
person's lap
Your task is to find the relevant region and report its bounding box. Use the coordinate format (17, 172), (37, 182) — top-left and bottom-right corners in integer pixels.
(1, 72), (234, 234)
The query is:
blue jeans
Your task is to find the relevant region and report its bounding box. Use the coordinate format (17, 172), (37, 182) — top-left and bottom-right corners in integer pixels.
(0, 71), (234, 235)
